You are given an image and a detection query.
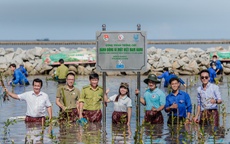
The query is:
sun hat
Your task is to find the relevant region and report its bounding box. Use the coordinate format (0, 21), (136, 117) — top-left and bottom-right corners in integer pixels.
(120, 82), (129, 89)
(143, 74), (160, 84)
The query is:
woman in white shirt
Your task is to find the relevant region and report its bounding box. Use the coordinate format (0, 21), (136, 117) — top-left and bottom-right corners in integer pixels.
(104, 82), (132, 125)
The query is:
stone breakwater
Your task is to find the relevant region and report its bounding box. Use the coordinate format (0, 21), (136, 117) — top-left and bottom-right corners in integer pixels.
(0, 46), (230, 76)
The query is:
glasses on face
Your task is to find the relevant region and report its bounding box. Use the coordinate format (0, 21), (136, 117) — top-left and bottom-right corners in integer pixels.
(201, 76), (209, 80)
(67, 79), (75, 81)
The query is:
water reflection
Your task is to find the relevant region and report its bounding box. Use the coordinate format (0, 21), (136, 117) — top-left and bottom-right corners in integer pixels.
(143, 124), (164, 144)
(112, 124), (132, 144)
(0, 75), (230, 143)
(25, 122), (52, 144)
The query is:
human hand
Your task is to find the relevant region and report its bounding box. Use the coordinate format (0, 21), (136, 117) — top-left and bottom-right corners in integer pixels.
(62, 106), (67, 111)
(170, 103), (178, 109)
(185, 118), (191, 124)
(4, 87), (8, 93)
(8, 81), (11, 86)
(135, 89), (139, 96)
(106, 89), (110, 95)
(151, 106), (158, 112)
(193, 116), (199, 123)
(210, 98), (216, 104)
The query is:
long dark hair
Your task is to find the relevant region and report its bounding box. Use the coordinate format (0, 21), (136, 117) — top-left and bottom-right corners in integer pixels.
(115, 85), (130, 102)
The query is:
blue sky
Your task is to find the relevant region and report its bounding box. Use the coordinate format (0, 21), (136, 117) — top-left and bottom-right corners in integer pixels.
(0, 0), (230, 40)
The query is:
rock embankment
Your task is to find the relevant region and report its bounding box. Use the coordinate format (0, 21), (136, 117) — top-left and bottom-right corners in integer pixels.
(0, 46), (230, 76)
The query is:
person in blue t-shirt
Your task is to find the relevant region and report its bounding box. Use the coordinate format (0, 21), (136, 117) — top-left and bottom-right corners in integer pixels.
(135, 74), (166, 124)
(19, 64), (28, 77)
(211, 55), (223, 82)
(208, 62), (217, 83)
(165, 77), (192, 125)
(8, 63), (30, 86)
(166, 70), (186, 88)
(157, 67), (169, 87)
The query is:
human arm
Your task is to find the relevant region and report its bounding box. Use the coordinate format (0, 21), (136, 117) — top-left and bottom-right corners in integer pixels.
(56, 87), (66, 111)
(178, 78), (186, 86)
(193, 91), (201, 123)
(210, 85), (222, 104)
(78, 88), (85, 119)
(55, 67), (60, 77)
(127, 107), (132, 126)
(104, 89), (111, 102)
(47, 106), (52, 121)
(193, 105), (200, 123)
(165, 95), (178, 113)
(215, 60), (222, 73)
(22, 68), (28, 77)
(135, 89), (146, 105)
(152, 91), (166, 112)
(11, 71), (21, 85)
(56, 98), (66, 111)
(152, 105), (164, 112)
(215, 85), (222, 104)
(79, 102), (84, 119)
(165, 103), (178, 113)
(5, 88), (19, 99)
(185, 93), (192, 122)
(157, 73), (164, 79)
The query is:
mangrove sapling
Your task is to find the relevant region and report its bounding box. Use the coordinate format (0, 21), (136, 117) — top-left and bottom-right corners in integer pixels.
(0, 73), (9, 102)
(2, 119), (17, 143)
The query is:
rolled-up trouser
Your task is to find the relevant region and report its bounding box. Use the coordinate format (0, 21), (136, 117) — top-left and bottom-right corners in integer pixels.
(199, 109), (219, 127)
(59, 108), (79, 123)
(145, 110), (164, 124)
(167, 115), (185, 125)
(83, 110), (102, 122)
(25, 116), (45, 122)
(112, 111), (128, 124)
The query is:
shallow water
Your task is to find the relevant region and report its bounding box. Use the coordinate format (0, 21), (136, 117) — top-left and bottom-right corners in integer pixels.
(0, 75), (230, 144)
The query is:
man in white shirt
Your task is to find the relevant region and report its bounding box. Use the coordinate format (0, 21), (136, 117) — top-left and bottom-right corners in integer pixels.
(5, 78), (52, 123)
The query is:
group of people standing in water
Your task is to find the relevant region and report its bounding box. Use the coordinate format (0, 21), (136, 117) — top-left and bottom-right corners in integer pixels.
(3, 57), (223, 130)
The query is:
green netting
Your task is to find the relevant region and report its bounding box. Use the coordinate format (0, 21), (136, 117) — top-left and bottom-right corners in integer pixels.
(210, 52), (230, 60)
(41, 49), (96, 64)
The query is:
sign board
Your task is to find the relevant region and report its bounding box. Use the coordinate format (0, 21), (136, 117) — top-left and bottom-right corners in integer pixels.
(96, 31), (147, 71)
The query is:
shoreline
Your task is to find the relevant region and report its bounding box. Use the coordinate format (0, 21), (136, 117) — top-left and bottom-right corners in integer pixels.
(0, 46), (229, 76)
(1, 40), (230, 45)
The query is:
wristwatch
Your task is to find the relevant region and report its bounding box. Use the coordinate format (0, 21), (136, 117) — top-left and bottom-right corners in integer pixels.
(216, 99), (218, 104)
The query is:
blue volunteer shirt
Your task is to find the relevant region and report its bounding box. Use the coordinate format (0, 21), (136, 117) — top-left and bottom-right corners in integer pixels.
(165, 74), (185, 86)
(157, 71), (169, 87)
(11, 69), (29, 85)
(208, 67), (216, 83)
(143, 88), (166, 110)
(165, 90), (192, 118)
(19, 66), (28, 77)
(215, 60), (223, 71)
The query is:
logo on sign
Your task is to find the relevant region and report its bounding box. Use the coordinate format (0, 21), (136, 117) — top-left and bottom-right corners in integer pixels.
(103, 34), (109, 41)
(116, 60), (125, 69)
(133, 34), (139, 42)
(118, 34), (124, 40)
